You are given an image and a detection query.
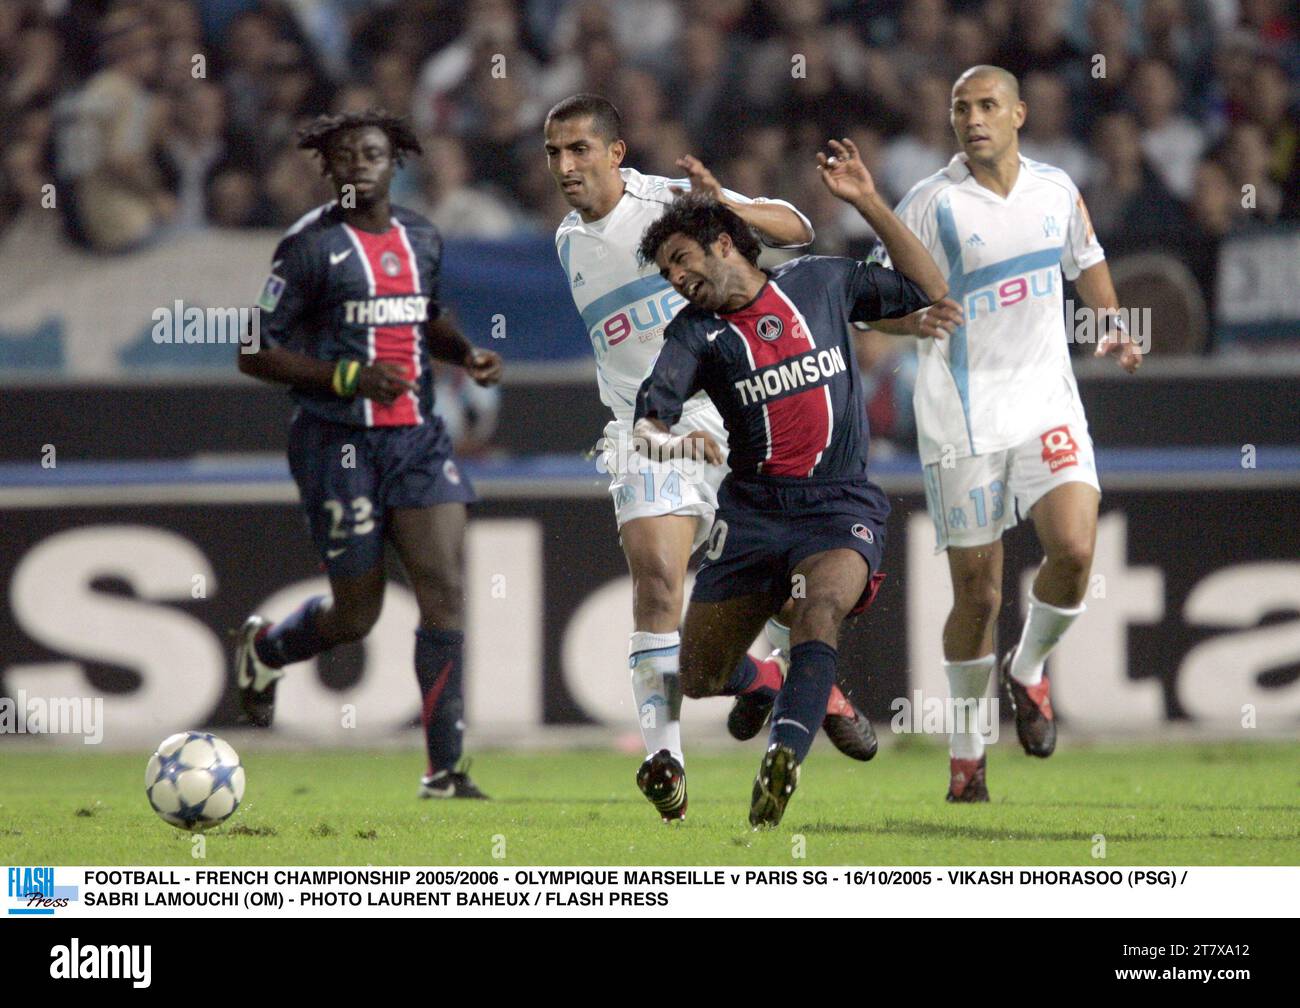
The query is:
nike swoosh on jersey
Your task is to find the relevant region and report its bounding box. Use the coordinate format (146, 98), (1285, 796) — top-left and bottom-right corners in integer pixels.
(326, 547), (347, 558)
(329, 249), (353, 265)
(705, 328), (725, 342)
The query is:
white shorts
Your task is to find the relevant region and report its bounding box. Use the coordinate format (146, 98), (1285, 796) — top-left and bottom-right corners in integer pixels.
(922, 420), (1100, 552)
(600, 406), (729, 551)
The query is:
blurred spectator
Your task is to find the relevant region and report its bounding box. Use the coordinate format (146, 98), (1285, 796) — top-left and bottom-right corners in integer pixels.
(1131, 58), (1205, 200)
(160, 81), (229, 231)
(545, 0), (680, 75)
(414, 135), (517, 237)
(1076, 0), (1139, 130)
(460, 67), (534, 202)
(1180, 158), (1242, 328)
(997, 0), (1079, 81)
(263, 144), (333, 227)
(1083, 111), (1187, 253)
(946, 13), (997, 80)
(1245, 59), (1300, 218)
(3, 23), (63, 112)
(673, 20), (739, 162)
(61, 10), (176, 252)
(1218, 121), (1284, 223)
(220, 11), (282, 148)
(207, 166), (262, 227)
(0, 136), (62, 261)
(412, 0), (543, 135)
(1020, 70), (1093, 187)
(882, 75), (954, 204)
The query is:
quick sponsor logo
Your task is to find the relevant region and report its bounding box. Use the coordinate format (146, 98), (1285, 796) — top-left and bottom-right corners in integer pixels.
(1040, 425), (1079, 473)
(343, 295), (430, 325)
(733, 346), (847, 406)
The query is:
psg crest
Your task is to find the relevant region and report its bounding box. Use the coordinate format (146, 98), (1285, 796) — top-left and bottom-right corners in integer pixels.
(756, 314), (784, 341)
(380, 250), (401, 277)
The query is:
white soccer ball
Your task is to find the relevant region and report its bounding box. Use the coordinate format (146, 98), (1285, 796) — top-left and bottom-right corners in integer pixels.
(145, 731), (245, 831)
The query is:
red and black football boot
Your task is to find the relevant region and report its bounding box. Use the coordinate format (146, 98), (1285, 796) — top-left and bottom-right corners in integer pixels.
(1001, 648), (1057, 757)
(946, 755), (989, 802)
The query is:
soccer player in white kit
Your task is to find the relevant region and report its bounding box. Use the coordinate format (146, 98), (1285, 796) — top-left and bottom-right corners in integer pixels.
(545, 94), (878, 822)
(869, 67), (1142, 801)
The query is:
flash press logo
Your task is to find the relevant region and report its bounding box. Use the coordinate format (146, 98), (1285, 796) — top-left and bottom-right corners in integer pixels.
(50, 940), (151, 988)
(6, 867), (78, 915)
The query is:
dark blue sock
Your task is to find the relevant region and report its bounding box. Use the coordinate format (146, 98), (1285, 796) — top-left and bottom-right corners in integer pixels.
(769, 641), (837, 763)
(415, 626), (465, 776)
(722, 655), (782, 700)
(255, 595), (328, 668)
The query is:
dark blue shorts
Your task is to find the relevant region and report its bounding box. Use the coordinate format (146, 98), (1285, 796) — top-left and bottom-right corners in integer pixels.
(287, 409), (476, 577)
(692, 476), (889, 613)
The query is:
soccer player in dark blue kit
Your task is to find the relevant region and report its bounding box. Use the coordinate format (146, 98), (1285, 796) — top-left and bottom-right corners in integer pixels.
(634, 139), (959, 826)
(234, 110), (502, 799)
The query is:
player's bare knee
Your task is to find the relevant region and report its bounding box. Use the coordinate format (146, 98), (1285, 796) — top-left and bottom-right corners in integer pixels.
(631, 565), (683, 625)
(953, 574), (1001, 619)
(1047, 537), (1093, 582)
(790, 594), (846, 645)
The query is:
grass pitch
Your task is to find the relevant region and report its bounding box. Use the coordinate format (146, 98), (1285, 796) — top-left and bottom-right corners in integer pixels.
(2, 741), (1296, 865)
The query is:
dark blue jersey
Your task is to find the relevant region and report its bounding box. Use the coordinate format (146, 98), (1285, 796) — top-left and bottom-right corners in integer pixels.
(254, 201), (442, 427)
(635, 255), (930, 480)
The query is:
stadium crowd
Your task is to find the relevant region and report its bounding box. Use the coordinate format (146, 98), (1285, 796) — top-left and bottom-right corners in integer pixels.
(0, 0), (1296, 363)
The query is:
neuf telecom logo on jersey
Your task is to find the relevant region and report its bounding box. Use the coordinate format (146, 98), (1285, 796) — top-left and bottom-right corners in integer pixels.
(6, 866), (78, 916)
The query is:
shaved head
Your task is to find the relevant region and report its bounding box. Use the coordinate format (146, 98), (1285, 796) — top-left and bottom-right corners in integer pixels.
(953, 64), (1020, 102)
(950, 64), (1026, 174)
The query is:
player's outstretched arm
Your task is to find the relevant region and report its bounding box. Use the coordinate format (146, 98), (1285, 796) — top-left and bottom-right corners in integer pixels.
(673, 154), (813, 247)
(632, 417), (725, 466)
(426, 315), (503, 386)
(817, 138), (947, 302)
(237, 344), (416, 405)
(1076, 261), (1142, 373)
(863, 300), (963, 340)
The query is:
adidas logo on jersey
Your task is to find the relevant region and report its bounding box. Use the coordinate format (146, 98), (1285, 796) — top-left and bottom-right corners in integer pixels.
(572, 271), (585, 287)
(965, 233), (984, 247)
(343, 295), (431, 325)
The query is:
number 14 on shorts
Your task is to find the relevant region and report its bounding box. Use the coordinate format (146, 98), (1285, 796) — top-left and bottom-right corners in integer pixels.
(640, 470), (682, 507)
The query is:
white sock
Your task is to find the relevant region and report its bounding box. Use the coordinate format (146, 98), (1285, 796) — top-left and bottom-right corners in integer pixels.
(945, 654), (994, 760)
(764, 617), (791, 654)
(629, 631), (684, 764)
(1010, 592), (1086, 686)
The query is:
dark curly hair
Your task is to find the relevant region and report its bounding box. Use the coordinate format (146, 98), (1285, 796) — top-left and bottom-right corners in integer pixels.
(297, 109), (423, 173)
(637, 193), (762, 269)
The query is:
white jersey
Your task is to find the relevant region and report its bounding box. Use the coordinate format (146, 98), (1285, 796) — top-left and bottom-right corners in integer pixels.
(876, 153), (1105, 465)
(555, 167), (812, 425)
